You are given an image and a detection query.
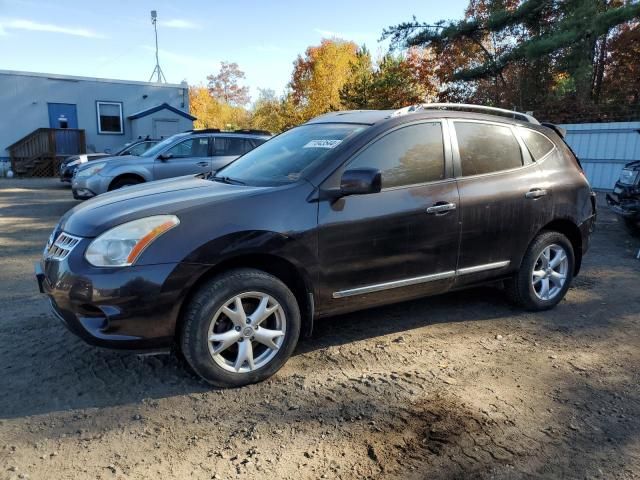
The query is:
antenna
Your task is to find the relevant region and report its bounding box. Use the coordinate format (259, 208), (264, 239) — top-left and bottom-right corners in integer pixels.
(149, 10), (167, 83)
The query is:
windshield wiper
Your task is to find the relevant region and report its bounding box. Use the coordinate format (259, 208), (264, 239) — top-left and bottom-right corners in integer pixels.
(212, 175), (246, 185)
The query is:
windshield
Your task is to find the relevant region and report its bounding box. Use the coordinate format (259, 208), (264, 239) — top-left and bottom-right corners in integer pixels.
(140, 133), (188, 158)
(215, 123), (367, 186)
(114, 141), (133, 156)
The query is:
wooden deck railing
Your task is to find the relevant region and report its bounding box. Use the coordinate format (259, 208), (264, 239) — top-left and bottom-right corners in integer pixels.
(7, 128), (86, 177)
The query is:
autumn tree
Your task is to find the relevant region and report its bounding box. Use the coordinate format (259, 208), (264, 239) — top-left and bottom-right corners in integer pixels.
(189, 86), (250, 130)
(601, 22), (640, 105)
(339, 46), (376, 109)
(340, 47), (438, 110)
(290, 39), (361, 120)
(207, 62), (251, 107)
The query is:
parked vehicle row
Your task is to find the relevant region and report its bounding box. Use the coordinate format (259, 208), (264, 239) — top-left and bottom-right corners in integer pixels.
(59, 138), (160, 183)
(70, 129), (271, 199)
(36, 104), (596, 388)
(607, 160), (640, 237)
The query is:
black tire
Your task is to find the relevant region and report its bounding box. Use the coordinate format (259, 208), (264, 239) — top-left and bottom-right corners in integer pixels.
(180, 268), (301, 388)
(623, 218), (640, 238)
(505, 231), (575, 311)
(109, 177), (143, 191)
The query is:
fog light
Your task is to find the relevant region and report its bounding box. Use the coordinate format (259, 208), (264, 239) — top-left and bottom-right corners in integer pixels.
(76, 188), (95, 197)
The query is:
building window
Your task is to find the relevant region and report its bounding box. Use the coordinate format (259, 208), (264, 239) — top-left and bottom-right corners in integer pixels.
(96, 101), (123, 134)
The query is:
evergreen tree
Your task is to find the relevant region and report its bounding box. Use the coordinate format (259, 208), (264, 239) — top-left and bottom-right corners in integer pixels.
(383, 0), (640, 105)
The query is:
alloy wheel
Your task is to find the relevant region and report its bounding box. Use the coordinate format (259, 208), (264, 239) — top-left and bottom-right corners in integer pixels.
(207, 291), (286, 373)
(532, 244), (569, 301)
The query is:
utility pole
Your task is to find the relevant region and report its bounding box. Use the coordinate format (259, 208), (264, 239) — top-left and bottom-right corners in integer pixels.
(149, 10), (167, 83)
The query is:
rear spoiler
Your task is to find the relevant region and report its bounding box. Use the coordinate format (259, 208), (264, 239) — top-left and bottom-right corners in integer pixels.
(541, 122), (567, 138)
(541, 122), (584, 171)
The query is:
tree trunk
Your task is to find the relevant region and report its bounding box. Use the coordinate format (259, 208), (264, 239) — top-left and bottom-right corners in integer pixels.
(592, 32), (608, 104)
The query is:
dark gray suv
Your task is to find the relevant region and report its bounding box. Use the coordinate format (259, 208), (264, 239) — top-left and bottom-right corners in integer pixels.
(38, 104), (597, 388)
(71, 129), (270, 199)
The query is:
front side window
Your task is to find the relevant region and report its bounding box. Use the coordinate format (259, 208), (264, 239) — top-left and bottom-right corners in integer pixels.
(126, 142), (151, 156)
(96, 101), (123, 134)
(141, 134), (187, 158)
(166, 137), (209, 158)
(517, 127), (555, 161)
(455, 122), (523, 176)
(216, 123), (367, 186)
(348, 122), (445, 188)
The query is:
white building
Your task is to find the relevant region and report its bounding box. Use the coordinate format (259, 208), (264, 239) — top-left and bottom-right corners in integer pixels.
(0, 70), (195, 175)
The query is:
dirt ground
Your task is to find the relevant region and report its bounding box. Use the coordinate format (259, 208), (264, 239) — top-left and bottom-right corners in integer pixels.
(0, 178), (639, 480)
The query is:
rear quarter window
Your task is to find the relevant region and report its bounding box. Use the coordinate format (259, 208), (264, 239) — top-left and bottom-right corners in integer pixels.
(517, 127), (555, 161)
(455, 122), (523, 176)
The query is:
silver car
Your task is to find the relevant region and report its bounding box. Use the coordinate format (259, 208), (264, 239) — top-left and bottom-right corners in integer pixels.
(72, 129), (270, 199)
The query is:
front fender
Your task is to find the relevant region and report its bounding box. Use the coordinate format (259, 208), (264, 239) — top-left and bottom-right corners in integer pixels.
(104, 164), (153, 183)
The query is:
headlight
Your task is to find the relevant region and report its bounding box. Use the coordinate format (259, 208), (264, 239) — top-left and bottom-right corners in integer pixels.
(67, 159), (81, 167)
(619, 168), (638, 186)
(76, 162), (107, 178)
(85, 215), (179, 267)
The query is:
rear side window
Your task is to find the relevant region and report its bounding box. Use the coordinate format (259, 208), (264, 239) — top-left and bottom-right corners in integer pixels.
(213, 137), (254, 156)
(517, 127), (555, 160)
(455, 122), (523, 176)
(349, 122), (445, 188)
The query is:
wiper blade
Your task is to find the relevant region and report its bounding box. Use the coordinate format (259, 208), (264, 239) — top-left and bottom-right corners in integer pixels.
(212, 175), (246, 185)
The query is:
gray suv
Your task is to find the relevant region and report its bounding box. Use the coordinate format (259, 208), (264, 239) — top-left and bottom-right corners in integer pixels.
(71, 129), (270, 199)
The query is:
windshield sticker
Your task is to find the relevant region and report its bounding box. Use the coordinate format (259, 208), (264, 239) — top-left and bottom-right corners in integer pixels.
(303, 139), (342, 149)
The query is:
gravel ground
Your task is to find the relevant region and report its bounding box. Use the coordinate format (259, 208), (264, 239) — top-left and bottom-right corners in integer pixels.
(0, 178), (639, 480)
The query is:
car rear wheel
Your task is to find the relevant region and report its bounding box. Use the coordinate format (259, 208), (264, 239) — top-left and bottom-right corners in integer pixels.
(505, 231), (575, 311)
(180, 269), (301, 388)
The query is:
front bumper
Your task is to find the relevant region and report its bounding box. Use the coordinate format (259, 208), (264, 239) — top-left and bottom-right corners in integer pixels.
(59, 165), (77, 183)
(71, 175), (111, 200)
(606, 192), (639, 219)
(35, 250), (208, 350)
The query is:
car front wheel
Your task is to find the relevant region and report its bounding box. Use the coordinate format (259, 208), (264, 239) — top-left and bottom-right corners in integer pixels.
(505, 231), (575, 311)
(180, 269), (301, 388)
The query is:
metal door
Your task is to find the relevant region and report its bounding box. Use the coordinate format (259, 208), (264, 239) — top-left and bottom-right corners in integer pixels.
(47, 103), (79, 155)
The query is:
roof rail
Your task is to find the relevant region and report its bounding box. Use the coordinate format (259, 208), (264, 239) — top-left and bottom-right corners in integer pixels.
(189, 128), (221, 133)
(233, 129), (272, 136)
(188, 128), (272, 136)
(392, 103), (540, 125)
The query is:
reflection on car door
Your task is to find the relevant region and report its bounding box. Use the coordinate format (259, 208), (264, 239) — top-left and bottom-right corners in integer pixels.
(154, 137), (212, 179)
(317, 121), (461, 316)
(450, 119), (552, 285)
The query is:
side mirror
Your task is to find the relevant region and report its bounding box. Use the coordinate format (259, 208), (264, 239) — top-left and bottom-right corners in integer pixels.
(340, 168), (382, 196)
(158, 153), (173, 161)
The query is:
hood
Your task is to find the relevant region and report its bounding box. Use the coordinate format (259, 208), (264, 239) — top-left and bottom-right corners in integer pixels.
(63, 153), (110, 166)
(76, 154), (136, 172)
(60, 175), (266, 237)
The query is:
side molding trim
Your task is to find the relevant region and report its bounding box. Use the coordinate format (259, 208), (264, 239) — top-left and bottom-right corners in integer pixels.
(332, 271), (456, 299)
(332, 260), (510, 299)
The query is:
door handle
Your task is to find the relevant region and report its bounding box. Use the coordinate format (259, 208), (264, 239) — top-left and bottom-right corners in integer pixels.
(525, 188), (548, 199)
(196, 161), (209, 167)
(426, 202), (457, 214)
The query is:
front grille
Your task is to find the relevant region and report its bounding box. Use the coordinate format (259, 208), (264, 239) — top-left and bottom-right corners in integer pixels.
(45, 232), (82, 261)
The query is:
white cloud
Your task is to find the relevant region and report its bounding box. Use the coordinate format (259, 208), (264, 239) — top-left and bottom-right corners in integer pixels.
(0, 18), (105, 38)
(160, 19), (200, 29)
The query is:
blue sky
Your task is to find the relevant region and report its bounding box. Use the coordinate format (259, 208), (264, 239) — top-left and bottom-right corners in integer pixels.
(0, 0), (468, 99)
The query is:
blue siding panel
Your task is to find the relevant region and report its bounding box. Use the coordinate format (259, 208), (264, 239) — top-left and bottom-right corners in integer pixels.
(560, 121), (640, 190)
